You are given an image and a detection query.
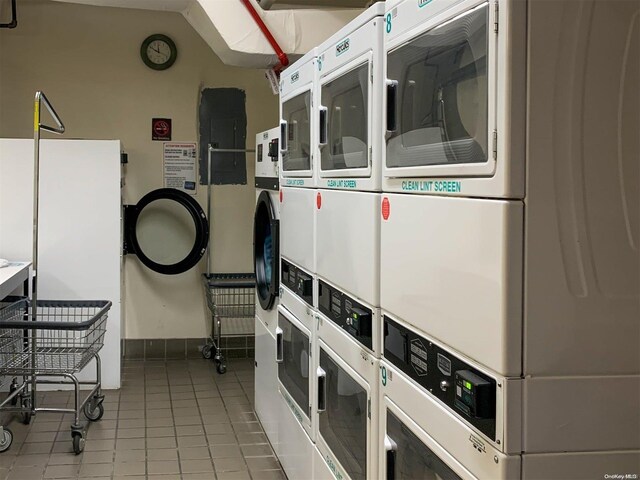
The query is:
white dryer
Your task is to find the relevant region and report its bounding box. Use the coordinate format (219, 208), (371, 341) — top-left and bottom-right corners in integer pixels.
(253, 127), (281, 452)
(281, 48), (318, 190)
(276, 304), (315, 480)
(315, 4), (385, 310)
(278, 55), (319, 478)
(378, 356), (640, 479)
(380, 307), (640, 462)
(380, 0), (639, 431)
(381, 0), (525, 198)
(380, 0), (526, 376)
(280, 49), (318, 292)
(312, 309), (380, 480)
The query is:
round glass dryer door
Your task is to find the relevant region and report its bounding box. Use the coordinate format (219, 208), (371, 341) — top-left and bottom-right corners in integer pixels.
(124, 188), (209, 275)
(254, 190), (279, 310)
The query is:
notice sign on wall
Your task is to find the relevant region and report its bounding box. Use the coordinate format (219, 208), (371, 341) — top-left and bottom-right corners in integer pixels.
(152, 118), (172, 141)
(163, 143), (197, 194)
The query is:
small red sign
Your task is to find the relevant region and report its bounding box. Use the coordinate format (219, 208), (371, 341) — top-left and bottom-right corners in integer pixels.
(152, 118), (172, 141)
(279, 190), (283, 203)
(316, 192), (322, 209)
(382, 197), (390, 220)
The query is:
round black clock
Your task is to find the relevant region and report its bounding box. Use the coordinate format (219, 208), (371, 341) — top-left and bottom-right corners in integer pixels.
(141, 34), (177, 71)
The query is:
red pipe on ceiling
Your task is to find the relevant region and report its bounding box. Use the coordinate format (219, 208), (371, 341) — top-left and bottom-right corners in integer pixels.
(240, 0), (290, 71)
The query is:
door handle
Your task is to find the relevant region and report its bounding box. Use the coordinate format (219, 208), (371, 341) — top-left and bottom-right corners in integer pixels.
(386, 80), (398, 134)
(384, 434), (397, 480)
(280, 121), (288, 152)
(317, 366), (327, 412)
(319, 106), (328, 147)
(270, 219), (280, 295)
(275, 327), (283, 363)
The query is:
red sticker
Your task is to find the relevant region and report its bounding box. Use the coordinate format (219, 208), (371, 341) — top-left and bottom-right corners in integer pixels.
(317, 191), (322, 209)
(279, 190), (283, 203)
(382, 197), (390, 220)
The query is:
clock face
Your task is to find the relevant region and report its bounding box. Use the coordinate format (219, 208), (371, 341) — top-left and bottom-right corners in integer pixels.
(141, 34), (177, 70)
(147, 40), (172, 65)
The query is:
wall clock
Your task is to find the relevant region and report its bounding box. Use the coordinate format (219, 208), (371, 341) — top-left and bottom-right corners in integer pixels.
(141, 34), (178, 71)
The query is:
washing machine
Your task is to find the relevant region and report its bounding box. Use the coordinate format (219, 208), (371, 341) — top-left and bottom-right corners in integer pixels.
(253, 127), (281, 452)
(378, 355), (640, 479)
(314, 4), (385, 311)
(280, 48), (318, 282)
(312, 308), (380, 480)
(380, 0), (640, 451)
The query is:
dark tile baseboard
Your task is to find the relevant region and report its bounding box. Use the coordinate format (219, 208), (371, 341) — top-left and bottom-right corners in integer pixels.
(122, 336), (255, 360)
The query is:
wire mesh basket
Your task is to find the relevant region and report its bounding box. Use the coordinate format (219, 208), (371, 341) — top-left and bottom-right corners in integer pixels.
(202, 273), (255, 373)
(0, 299), (111, 376)
(203, 274), (256, 320)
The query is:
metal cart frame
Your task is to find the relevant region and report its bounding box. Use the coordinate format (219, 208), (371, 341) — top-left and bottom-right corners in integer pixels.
(0, 298), (110, 453)
(201, 145), (256, 374)
(202, 274), (255, 374)
(0, 92), (110, 454)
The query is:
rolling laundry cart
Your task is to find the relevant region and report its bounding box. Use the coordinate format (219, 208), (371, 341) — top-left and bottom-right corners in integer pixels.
(201, 145), (256, 374)
(0, 92), (111, 454)
(202, 273), (255, 374)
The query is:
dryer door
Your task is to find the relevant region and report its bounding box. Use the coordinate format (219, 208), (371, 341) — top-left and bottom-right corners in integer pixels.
(124, 188), (209, 275)
(254, 191), (279, 310)
(385, 410), (463, 480)
(317, 345), (369, 480)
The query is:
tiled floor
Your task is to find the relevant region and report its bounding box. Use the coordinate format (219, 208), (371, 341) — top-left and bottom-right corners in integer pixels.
(0, 358), (286, 480)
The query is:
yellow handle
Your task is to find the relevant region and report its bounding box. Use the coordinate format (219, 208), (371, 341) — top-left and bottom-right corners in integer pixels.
(33, 100), (40, 132)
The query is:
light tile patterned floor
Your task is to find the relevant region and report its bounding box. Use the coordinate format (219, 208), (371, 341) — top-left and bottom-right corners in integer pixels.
(0, 358), (286, 480)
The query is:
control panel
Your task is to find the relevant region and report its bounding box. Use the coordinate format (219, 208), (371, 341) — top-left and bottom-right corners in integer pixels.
(255, 127), (280, 190)
(454, 370), (494, 420)
(383, 316), (496, 440)
(318, 280), (373, 350)
(281, 259), (313, 307)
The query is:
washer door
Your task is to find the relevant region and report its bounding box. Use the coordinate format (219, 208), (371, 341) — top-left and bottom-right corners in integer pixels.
(254, 190), (279, 310)
(124, 188), (209, 275)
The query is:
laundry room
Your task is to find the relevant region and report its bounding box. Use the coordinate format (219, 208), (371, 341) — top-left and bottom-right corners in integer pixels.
(0, 0), (639, 479)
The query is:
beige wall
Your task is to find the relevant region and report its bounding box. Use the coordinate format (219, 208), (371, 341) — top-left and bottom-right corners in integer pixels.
(0, 0), (278, 338)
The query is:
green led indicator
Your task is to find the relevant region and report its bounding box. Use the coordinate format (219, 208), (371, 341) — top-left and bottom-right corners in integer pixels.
(465, 381), (472, 390)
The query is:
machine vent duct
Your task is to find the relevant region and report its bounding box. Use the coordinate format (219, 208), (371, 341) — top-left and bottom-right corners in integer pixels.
(51, 0), (361, 68)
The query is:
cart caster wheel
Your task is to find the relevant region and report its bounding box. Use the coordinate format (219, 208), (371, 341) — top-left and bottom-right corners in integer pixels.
(202, 345), (213, 360)
(72, 434), (85, 455)
(0, 429), (13, 453)
(83, 402), (104, 422)
(217, 363), (227, 374)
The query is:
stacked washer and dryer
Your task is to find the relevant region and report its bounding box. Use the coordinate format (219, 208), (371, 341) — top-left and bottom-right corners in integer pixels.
(312, 5), (385, 480)
(378, 0), (639, 478)
(277, 48), (319, 480)
(257, 0), (640, 479)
